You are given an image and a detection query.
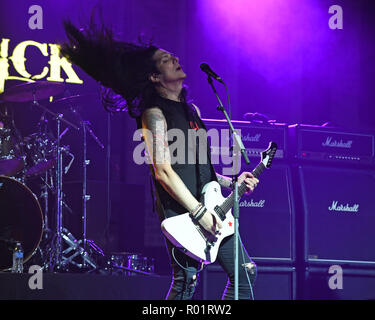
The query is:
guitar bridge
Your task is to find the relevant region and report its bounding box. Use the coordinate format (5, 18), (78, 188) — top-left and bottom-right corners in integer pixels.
(195, 224), (216, 246)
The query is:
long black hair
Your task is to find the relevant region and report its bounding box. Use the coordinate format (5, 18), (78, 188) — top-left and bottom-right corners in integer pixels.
(60, 13), (188, 118)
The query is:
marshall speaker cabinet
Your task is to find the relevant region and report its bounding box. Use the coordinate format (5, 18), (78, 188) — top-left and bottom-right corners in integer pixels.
(237, 165), (295, 264)
(206, 165), (295, 264)
(303, 266), (375, 300)
(198, 265), (296, 300)
(201, 119), (294, 263)
(298, 166), (375, 266)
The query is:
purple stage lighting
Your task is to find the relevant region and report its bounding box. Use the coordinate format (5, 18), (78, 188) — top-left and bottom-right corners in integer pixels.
(198, 0), (339, 81)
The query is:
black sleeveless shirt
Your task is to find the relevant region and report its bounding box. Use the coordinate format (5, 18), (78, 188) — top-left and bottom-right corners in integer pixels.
(138, 96), (217, 221)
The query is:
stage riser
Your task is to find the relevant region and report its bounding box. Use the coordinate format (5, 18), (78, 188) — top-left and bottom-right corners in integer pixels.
(0, 273), (170, 300)
(2, 267), (375, 300)
(234, 165), (295, 264)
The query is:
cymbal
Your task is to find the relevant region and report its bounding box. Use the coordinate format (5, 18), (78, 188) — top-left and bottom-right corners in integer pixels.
(51, 93), (98, 107)
(0, 81), (65, 103)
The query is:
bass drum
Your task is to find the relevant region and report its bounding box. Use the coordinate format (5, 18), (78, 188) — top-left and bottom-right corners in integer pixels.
(0, 176), (43, 271)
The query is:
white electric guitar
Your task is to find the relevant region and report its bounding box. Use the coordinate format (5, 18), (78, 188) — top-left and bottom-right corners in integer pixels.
(161, 141), (277, 264)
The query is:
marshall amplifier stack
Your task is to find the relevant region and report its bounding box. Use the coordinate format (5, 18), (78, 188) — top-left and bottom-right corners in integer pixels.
(288, 124), (375, 267)
(200, 119), (375, 299)
(202, 119), (294, 265)
(288, 124), (375, 299)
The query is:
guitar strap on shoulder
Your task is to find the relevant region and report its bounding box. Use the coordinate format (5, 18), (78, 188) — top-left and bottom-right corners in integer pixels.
(195, 143), (204, 202)
(194, 120), (217, 200)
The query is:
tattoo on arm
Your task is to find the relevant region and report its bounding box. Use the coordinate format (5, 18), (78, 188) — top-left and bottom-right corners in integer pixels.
(142, 108), (171, 165)
(216, 172), (232, 189)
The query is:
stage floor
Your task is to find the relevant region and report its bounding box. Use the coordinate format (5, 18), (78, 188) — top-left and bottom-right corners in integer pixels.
(0, 272), (171, 300)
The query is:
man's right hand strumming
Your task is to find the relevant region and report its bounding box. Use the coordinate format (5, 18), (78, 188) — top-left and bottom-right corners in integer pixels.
(189, 202), (223, 236)
(198, 210), (223, 236)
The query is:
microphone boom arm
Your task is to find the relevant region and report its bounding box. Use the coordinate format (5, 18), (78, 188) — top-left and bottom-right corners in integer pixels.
(206, 76), (250, 165)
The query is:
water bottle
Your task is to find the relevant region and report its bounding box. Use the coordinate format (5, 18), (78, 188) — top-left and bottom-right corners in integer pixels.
(12, 242), (24, 273)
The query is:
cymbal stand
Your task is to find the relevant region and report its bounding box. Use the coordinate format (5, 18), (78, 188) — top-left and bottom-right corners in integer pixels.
(35, 170), (53, 271)
(60, 228), (98, 270)
(41, 171), (49, 234)
(31, 95), (79, 271)
(56, 113), (64, 268)
(56, 99), (104, 271)
(37, 107), (52, 234)
(56, 117), (104, 271)
(80, 118), (104, 267)
(81, 121), (88, 264)
(62, 96), (105, 267)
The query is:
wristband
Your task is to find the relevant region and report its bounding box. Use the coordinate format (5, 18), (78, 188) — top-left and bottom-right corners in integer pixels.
(190, 202), (203, 216)
(193, 206), (207, 222)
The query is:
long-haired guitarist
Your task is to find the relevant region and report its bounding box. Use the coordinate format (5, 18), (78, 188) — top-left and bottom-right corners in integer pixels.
(61, 14), (259, 300)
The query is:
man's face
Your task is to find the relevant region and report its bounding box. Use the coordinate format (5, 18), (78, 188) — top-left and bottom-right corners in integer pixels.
(152, 49), (186, 84)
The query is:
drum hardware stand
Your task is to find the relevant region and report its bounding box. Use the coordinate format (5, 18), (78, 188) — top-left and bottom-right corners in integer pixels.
(29, 93), (104, 272)
(80, 118), (104, 268)
(40, 171), (52, 241)
(46, 100), (104, 271)
(59, 228), (98, 270)
(38, 105), (54, 242)
(55, 113), (64, 270)
(67, 102), (104, 269)
(36, 171), (54, 271)
(30, 95), (80, 271)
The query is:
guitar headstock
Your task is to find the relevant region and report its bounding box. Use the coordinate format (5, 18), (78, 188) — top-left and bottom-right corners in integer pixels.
(261, 141), (278, 168)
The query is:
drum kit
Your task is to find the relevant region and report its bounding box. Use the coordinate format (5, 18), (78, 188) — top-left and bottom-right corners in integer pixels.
(0, 81), (156, 276)
(0, 81), (104, 273)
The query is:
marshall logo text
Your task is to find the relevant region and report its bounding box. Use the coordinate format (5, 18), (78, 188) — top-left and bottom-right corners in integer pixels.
(239, 199), (265, 208)
(322, 137), (353, 149)
(328, 201), (359, 213)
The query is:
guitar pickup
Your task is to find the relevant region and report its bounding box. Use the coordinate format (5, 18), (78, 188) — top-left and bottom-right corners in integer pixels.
(214, 205), (226, 221)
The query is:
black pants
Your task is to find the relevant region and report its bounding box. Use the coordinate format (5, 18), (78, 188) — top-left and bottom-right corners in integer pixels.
(165, 235), (257, 300)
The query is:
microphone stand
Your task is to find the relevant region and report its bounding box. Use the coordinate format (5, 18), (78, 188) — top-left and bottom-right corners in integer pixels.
(206, 76), (250, 300)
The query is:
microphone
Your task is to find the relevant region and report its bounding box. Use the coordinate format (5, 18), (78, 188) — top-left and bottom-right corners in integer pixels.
(200, 63), (224, 83)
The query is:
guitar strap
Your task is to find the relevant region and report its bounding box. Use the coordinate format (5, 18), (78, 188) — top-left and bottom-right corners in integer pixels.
(195, 137), (203, 202)
(193, 118), (218, 201)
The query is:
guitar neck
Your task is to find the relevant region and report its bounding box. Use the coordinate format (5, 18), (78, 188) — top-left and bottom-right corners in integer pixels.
(219, 162), (266, 214)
